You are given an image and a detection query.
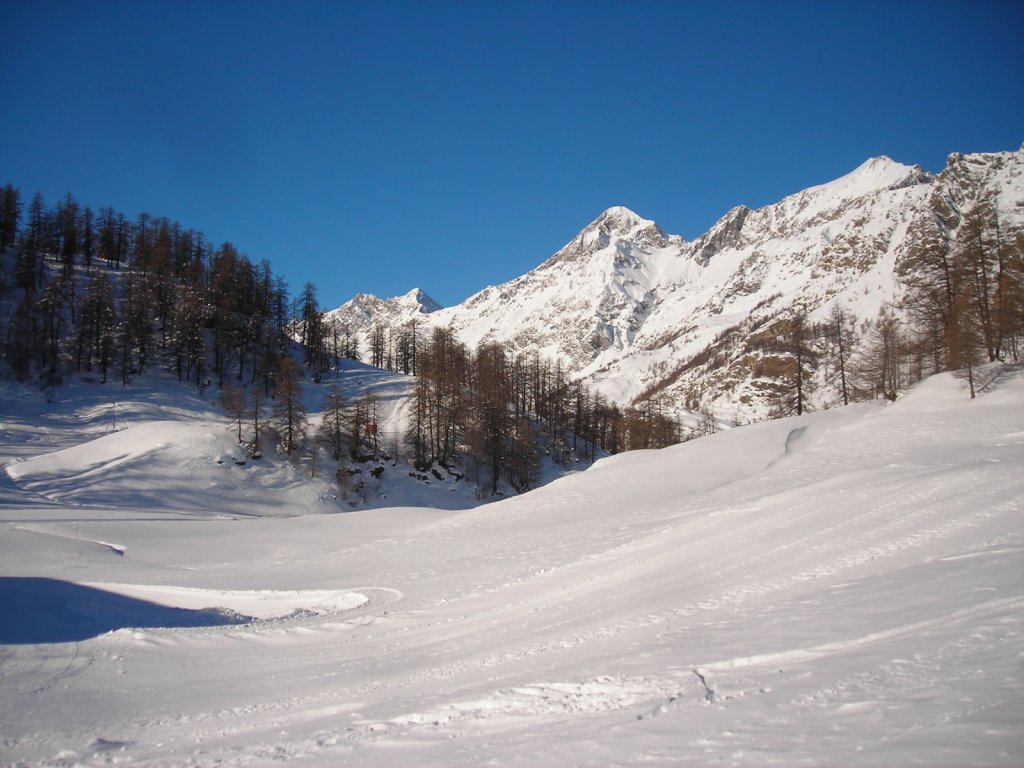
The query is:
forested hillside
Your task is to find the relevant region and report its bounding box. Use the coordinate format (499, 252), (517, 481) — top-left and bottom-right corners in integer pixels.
(0, 186), (293, 392)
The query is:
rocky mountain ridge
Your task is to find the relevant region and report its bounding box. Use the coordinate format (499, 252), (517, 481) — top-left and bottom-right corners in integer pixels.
(326, 287), (442, 334)
(327, 147), (1024, 421)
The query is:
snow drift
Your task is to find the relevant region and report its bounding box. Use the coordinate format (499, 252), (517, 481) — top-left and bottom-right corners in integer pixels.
(1, 366), (1022, 766)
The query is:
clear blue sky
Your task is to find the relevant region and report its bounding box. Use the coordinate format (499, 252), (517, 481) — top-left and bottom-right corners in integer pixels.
(1, 0), (1021, 310)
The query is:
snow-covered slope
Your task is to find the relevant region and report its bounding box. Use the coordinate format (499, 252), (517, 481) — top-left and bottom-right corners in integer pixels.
(2, 365), (1022, 766)
(0, 363), (499, 515)
(328, 148), (1024, 419)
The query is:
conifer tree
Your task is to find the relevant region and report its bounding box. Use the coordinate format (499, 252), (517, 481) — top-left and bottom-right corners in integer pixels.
(222, 383), (247, 443)
(0, 183), (21, 255)
(36, 278), (66, 384)
(853, 307), (904, 400)
(250, 384), (264, 453)
(825, 304), (856, 406)
(80, 206), (94, 275)
(15, 193), (46, 296)
(370, 324), (386, 369)
(469, 342), (510, 495)
(59, 193), (79, 282)
(273, 355), (307, 456)
(319, 383), (347, 461)
(299, 281), (318, 346)
(787, 309), (816, 416)
(4, 297), (34, 379)
(899, 212), (954, 374)
(75, 271), (116, 381)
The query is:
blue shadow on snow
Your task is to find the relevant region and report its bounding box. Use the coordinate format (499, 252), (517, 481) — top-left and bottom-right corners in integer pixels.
(0, 577), (252, 644)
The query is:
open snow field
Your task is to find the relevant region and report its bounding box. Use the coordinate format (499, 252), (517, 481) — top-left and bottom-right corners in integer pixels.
(1, 368), (1022, 766)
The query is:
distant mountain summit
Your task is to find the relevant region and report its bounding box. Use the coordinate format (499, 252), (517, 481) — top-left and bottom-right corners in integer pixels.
(326, 148), (1024, 420)
(546, 205), (682, 266)
(325, 287), (442, 335)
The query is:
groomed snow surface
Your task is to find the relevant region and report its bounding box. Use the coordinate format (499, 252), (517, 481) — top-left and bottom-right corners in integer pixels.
(2, 366), (1022, 766)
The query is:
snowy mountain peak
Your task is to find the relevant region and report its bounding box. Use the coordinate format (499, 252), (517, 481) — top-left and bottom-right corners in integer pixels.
(399, 287), (443, 313)
(324, 287), (442, 335)
(808, 155), (932, 201)
(592, 205), (653, 233)
(549, 205), (677, 268)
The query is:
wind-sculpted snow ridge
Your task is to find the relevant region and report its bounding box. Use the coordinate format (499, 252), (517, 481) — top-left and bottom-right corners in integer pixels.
(1, 366), (1021, 766)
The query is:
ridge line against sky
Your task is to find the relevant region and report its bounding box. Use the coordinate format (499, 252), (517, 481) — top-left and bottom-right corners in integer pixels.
(1, 0), (1022, 310)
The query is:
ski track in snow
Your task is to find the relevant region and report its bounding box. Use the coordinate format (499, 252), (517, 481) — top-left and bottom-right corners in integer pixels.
(1, 369), (1023, 766)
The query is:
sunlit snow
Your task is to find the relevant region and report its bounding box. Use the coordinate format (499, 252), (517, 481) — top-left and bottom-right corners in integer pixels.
(1, 366), (1022, 766)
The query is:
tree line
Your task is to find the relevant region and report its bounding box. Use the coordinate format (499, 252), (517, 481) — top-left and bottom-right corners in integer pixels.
(406, 326), (680, 495)
(281, 318), (683, 499)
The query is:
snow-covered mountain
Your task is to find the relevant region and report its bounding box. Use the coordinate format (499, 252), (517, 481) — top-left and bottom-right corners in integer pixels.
(328, 148), (1024, 420)
(325, 287), (443, 334)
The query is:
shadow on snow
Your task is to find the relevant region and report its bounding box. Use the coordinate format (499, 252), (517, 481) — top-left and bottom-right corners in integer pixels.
(0, 577), (251, 644)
